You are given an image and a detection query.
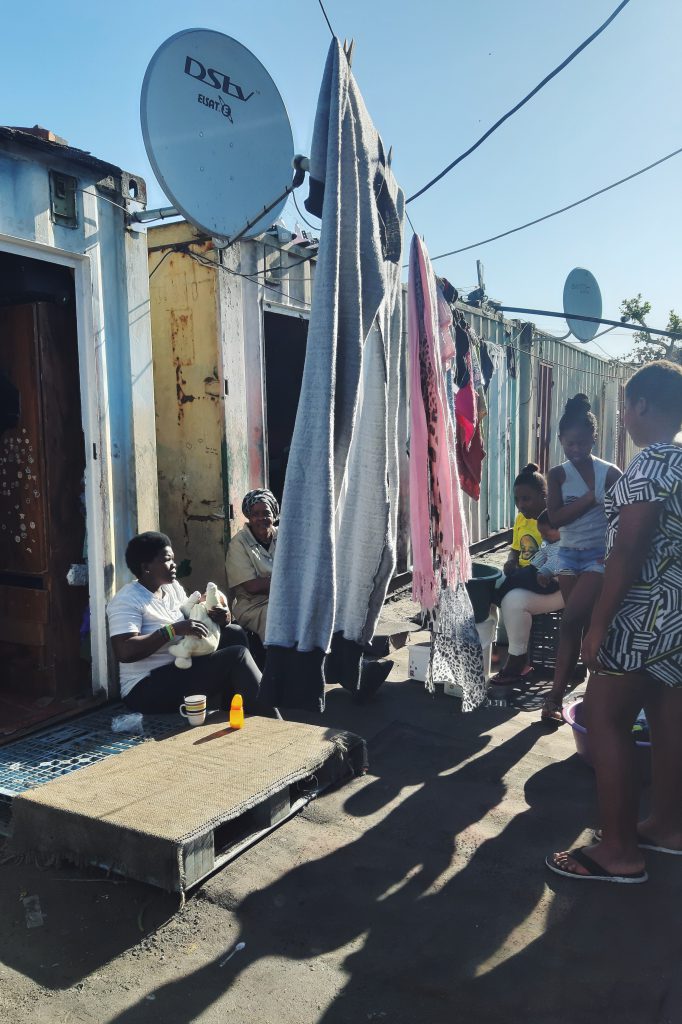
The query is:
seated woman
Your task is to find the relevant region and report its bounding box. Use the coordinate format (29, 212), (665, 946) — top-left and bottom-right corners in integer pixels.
(107, 531), (270, 716)
(491, 464), (565, 685)
(226, 489), (279, 646)
(227, 489), (392, 697)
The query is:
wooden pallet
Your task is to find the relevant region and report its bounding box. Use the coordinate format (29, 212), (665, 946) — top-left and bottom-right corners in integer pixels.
(6, 719), (367, 892)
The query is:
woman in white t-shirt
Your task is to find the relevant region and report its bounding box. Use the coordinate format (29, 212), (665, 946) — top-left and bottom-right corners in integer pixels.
(107, 531), (271, 716)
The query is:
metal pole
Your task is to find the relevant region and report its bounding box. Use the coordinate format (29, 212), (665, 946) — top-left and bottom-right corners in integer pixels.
(130, 205), (178, 224)
(496, 306), (682, 340)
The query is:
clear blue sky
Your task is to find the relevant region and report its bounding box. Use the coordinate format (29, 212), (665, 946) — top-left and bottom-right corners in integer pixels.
(3, 0), (680, 356)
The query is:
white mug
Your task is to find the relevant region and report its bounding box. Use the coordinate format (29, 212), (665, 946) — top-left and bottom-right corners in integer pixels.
(180, 708), (206, 726)
(179, 694), (207, 726)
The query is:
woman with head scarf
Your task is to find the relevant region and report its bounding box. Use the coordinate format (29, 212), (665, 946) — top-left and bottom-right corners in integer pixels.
(226, 489), (279, 644)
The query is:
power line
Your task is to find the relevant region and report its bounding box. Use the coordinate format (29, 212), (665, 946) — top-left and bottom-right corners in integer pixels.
(148, 248), (173, 280)
(292, 191), (322, 233)
(317, 0), (335, 37)
(405, 209), (419, 236)
(186, 248), (313, 307)
(405, 0), (632, 205)
(428, 145), (682, 262)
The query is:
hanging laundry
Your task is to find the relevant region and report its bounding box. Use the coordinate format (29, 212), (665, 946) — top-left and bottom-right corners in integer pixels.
(469, 334), (484, 392)
(506, 338), (517, 378)
(436, 284), (456, 366)
(262, 39), (405, 711)
(454, 317), (471, 389)
(426, 584), (487, 712)
(455, 350), (477, 449)
(483, 339), (506, 378)
(479, 340), (495, 390)
(458, 424), (486, 501)
(409, 256), (485, 710)
(439, 277), (459, 305)
(408, 234), (471, 610)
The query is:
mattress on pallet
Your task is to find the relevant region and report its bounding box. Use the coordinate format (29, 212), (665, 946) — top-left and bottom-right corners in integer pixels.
(6, 717), (366, 891)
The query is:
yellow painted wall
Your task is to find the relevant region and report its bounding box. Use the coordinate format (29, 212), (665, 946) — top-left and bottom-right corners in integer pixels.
(148, 223), (229, 593)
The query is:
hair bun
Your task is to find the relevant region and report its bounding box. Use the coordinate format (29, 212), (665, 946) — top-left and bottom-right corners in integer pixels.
(522, 462), (540, 474)
(565, 393), (591, 414)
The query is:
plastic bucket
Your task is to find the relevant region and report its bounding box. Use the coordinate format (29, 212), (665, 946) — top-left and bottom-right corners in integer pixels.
(466, 562), (503, 623)
(563, 698), (651, 783)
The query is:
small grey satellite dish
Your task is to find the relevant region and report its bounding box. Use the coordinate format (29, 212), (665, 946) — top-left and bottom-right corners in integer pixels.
(141, 28), (294, 239)
(563, 268), (602, 343)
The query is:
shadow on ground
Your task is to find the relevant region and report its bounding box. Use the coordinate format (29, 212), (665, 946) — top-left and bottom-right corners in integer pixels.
(3, 675), (682, 1024)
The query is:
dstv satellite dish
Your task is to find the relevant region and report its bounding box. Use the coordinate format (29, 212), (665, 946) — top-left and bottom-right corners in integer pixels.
(563, 268), (602, 343)
(141, 28), (294, 239)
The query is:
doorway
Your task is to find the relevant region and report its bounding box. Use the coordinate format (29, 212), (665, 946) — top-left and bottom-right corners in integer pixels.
(0, 252), (92, 740)
(263, 311), (308, 503)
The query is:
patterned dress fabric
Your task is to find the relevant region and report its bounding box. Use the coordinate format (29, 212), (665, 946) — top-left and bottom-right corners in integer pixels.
(426, 584), (487, 712)
(599, 443), (682, 685)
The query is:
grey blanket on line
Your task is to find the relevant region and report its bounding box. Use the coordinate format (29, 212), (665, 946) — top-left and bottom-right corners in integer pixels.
(264, 39), (404, 704)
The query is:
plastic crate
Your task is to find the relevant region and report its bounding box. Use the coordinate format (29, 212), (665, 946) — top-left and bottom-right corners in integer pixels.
(528, 612), (563, 671)
(528, 611), (588, 680)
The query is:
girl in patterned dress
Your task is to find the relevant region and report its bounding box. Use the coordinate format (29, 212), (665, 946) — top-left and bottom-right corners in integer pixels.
(547, 361), (682, 883)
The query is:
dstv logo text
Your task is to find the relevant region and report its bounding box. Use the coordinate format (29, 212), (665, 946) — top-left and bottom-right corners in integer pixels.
(184, 57), (255, 102)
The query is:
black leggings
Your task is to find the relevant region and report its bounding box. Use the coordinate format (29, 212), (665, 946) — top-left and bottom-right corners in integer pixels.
(493, 565), (560, 605)
(123, 625), (264, 715)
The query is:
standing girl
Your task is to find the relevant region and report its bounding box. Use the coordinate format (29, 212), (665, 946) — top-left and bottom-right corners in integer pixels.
(541, 395), (621, 722)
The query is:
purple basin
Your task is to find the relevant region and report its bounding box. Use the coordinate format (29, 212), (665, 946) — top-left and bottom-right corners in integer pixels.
(563, 698), (651, 782)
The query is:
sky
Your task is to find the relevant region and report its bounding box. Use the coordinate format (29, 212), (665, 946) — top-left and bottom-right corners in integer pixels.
(2, 0), (680, 358)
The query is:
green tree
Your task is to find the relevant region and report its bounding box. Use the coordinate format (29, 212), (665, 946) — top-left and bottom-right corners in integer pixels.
(620, 294), (682, 365)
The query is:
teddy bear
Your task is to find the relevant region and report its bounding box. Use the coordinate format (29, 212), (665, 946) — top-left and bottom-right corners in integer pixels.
(167, 582), (228, 669)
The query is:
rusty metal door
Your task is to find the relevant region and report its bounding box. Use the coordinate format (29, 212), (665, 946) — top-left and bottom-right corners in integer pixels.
(0, 302), (87, 699)
(535, 361), (554, 474)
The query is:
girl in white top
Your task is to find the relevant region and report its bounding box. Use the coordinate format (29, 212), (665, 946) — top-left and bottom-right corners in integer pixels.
(543, 395), (621, 722)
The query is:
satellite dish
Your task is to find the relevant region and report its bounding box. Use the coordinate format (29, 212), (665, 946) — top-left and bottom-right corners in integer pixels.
(562, 268), (602, 343)
(141, 28), (294, 239)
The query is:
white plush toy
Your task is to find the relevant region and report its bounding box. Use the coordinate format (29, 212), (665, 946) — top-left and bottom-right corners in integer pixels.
(167, 582), (228, 669)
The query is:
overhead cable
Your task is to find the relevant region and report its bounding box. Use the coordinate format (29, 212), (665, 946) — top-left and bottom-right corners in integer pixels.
(405, 0), (632, 204)
(317, 0), (335, 37)
(428, 145), (682, 262)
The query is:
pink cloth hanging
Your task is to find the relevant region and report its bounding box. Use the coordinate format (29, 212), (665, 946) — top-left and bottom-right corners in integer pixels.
(408, 235), (471, 609)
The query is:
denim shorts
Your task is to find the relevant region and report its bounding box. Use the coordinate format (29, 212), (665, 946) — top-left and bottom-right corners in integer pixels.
(557, 546), (605, 576)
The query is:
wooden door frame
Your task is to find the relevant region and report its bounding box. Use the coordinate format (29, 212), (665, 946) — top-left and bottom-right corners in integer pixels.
(0, 233), (110, 698)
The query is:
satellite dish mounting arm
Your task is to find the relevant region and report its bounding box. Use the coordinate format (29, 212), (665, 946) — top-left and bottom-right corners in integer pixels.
(225, 155), (310, 247)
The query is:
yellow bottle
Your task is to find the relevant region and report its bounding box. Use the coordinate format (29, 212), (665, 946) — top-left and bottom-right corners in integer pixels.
(229, 693), (244, 730)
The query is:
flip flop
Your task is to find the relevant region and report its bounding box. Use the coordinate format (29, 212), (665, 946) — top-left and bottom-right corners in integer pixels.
(545, 846), (648, 884)
(637, 838), (682, 855)
(592, 828), (682, 856)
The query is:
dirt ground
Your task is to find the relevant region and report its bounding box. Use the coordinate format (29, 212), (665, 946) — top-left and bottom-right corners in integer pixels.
(2, 631), (681, 1024)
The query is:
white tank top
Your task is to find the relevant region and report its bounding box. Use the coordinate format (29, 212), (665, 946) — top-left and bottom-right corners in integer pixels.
(559, 457), (613, 550)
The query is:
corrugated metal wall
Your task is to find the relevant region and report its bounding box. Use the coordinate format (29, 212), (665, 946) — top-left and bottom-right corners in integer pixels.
(529, 329), (636, 473)
(455, 306), (635, 543)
